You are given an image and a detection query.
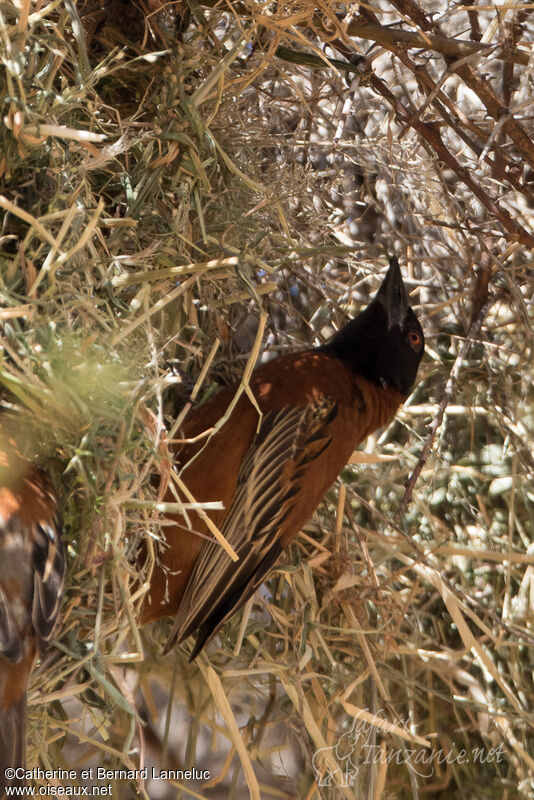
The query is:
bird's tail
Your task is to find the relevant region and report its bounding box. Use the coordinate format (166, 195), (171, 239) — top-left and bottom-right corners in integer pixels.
(0, 687), (27, 798)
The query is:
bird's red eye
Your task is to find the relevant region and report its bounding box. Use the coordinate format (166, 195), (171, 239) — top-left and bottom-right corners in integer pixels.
(408, 331), (421, 348)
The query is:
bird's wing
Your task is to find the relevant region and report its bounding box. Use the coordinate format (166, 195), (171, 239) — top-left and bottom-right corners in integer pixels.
(163, 395), (338, 658)
(0, 513), (63, 662)
(0, 477), (64, 789)
(32, 513), (65, 649)
(0, 515), (30, 662)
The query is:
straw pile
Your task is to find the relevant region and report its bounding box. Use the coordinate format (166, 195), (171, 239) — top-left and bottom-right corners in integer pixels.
(0, 0), (532, 797)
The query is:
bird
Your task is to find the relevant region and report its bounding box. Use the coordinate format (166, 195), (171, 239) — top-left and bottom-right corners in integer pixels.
(0, 435), (64, 796)
(140, 256), (424, 660)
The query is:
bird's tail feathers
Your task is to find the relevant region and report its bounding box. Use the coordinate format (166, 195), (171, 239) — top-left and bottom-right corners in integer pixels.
(0, 688), (26, 798)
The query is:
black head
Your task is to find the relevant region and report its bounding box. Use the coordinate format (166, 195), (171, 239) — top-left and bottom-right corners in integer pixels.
(319, 257), (424, 396)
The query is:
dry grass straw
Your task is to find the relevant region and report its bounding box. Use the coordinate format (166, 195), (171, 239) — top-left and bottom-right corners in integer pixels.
(0, 0), (533, 797)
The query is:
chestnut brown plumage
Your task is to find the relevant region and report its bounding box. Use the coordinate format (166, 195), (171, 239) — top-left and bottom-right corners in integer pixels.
(141, 257), (424, 659)
(0, 449), (64, 797)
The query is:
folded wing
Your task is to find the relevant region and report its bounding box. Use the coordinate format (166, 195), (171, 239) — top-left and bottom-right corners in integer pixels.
(164, 396), (338, 658)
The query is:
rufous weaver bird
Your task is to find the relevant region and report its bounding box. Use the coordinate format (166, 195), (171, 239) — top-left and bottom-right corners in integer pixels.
(141, 256), (424, 660)
(0, 438), (64, 797)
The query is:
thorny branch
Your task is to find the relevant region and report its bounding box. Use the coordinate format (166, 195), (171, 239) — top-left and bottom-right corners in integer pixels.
(201, 0), (534, 246)
(396, 297), (495, 517)
(364, 73), (534, 246)
(384, 0), (534, 170)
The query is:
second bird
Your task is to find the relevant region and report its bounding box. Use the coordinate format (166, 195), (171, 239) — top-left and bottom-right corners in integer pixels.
(141, 256), (424, 658)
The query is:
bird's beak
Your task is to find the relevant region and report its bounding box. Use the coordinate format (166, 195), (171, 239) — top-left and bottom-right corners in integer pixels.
(375, 256), (409, 328)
